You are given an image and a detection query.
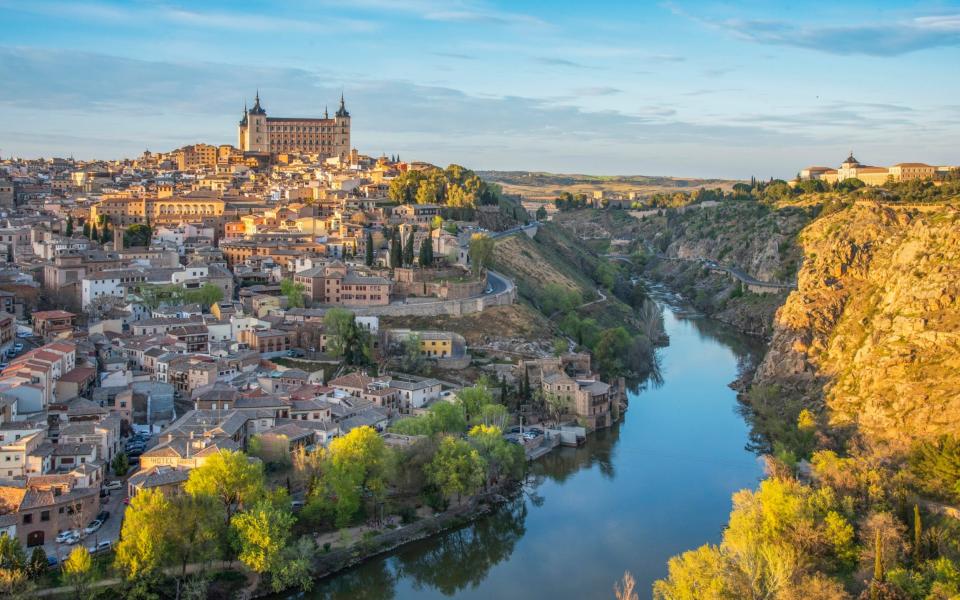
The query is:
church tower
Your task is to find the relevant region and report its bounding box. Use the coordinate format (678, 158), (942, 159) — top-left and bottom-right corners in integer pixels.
(334, 93), (351, 162)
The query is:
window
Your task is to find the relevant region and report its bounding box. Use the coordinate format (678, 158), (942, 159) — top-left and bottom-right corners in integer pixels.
(23, 514), (32, 524)
(41, 510), (50, 522)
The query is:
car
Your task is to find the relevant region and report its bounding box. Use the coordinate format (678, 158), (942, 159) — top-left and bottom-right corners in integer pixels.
(46, 555), (59, 567)
(16, 331), (31, 338)
(88, 541), (112, 554)
(105, 480), (123, 491)
(0, 362), (7, 369)
(84, 520), (103, 535)
(99, 488), (109, 498)
(63, 532), (82, 545)
(97, 510), (110, 523)
(12, 343), (23, 352)
(56, 529), (79, 543)
(290, 500), (305, 511)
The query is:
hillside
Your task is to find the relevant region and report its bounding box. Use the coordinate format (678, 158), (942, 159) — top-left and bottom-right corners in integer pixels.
(756, 201), (960, 446)
(479, 170), (740, 202)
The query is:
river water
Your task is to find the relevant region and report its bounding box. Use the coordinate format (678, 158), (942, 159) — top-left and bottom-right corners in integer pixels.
(304, 304), (764, 600)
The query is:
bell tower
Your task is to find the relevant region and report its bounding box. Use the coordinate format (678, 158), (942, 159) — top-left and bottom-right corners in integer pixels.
(242, 91), (269, 153)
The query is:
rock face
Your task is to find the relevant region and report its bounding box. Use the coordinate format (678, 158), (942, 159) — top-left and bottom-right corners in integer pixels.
(755, 202), (960, 447)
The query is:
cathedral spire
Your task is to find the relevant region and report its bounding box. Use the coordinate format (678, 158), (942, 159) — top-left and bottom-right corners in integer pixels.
(336, 92), (350, 118)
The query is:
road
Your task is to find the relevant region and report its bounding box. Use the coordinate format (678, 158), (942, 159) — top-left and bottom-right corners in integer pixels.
(488, 222), (539, 239)
(44, 481), (128, 565)
(485, 269), (511, 295)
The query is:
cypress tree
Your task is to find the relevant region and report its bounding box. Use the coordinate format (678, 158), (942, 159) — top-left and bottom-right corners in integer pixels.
(390, 230), (402, 268)
(874, 529), (885, 584)
(90, 223), (99, 241)
(418, 235), (433, 267)
(82, 222), (90, 238)
(913, 504), (922, 565)
(403, 231), (414, 266)
(523, 369), (531, 401)
(500, 375), (507, 405)
(65, 216), (73, 236)
(365, 230), (374, 267)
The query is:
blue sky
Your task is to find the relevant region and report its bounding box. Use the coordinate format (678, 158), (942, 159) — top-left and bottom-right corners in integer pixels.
(1, 0), (958, 178)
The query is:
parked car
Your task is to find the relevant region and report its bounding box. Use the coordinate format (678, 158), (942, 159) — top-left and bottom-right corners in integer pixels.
(56, 529), (79, 543)
(105, 480), (123, 491)
(64, 532), (81, 545)
(12, 343), (23, 352)
(84, 520), (103, 535)
(97, 510), (110, 523)
(290, 500), (305, 511)
(46, 555), (59, 567)
(16, 331), (31, 338)
(88, 540), (112, 554)
(0, 362), (8, 369)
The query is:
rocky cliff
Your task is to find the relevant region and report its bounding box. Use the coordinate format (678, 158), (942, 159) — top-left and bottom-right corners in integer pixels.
(755, 201), (960, 447)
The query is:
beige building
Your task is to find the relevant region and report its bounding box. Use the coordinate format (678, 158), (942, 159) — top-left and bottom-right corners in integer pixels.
(801, 153), (953, 186)
(238, 92), (351, 161)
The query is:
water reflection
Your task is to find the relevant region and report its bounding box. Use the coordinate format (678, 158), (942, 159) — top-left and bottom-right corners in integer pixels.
(299, 306), (764, 600)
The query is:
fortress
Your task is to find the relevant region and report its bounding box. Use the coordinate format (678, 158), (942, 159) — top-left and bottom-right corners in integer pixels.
(801, 153), (955, 186)
(238, 92), (351, 160)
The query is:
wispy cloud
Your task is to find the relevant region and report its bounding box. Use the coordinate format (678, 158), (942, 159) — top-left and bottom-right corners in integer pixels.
(535, 57), (589, 68)
(430, 51), (477, 60)
(667, 2), (960, 56)
(573, 86), (623, 96)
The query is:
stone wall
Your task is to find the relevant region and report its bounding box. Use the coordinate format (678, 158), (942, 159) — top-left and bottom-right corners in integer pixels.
(348, 270), (515, 318)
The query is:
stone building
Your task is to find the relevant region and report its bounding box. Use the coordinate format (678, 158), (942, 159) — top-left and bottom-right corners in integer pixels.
(237, 92), (351, 161)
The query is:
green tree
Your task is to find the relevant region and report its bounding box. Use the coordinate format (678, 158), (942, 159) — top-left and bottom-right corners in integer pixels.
(231, 499), (294, 584)
(63, 546), (93, 598)
(167, 494), (223, 596)
(418, 235), (434, 266)
(112, 451), (129, 476)
(115, 488), (171, 579)
(468, 234), (494, 275)
(427, 436), (487, 504)
(82, 222), (90, 238)
(27, 547), (46, 580)
(0, 534), (28, 597)
(535, 206), (547, 221)
(325, 309), (371, 365)
(456, 381), (493, 424)
(124, 223), (152, 248)
(280, 278), (306, 309)
(468, 425), (524, 487)
(913, 505), (922, 565)
(90, 223), (98, 241)
(365, 230), (374, 266)
(403, 231), (415, 266)
(184, 449), (265, 524)
(312, 427), (389, 527)
(65, 216), (74, 236)
(184, 282), (224, 309)
(390, 229), (402, 268)
(544, 392), (571, 425)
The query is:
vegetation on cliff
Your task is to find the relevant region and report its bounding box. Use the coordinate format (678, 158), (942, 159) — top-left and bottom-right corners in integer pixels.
(654, 184), (960, 599)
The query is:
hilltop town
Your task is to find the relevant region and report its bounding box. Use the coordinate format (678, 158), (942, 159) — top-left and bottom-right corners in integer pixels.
(0, 95), (627, 594)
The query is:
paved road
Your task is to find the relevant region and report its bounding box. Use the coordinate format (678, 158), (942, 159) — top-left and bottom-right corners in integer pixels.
(486, 269), (510, 295)
(44, 481), (128, 565)
(488, 222), (539, 239)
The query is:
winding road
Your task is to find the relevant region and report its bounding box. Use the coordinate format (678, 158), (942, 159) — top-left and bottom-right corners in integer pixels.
(604, 253), (797, 291)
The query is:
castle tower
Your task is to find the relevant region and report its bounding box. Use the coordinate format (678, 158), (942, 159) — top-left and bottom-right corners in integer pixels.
(240, 92), (269, 153)
(334, 93), (351, 162)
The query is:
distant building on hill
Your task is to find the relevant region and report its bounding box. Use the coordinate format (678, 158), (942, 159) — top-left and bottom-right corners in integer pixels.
(800, 153), (956, 186)
(237, 91), (351, 161)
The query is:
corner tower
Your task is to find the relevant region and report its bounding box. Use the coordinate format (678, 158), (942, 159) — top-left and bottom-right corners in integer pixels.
(240, 92), (269, 153)
(334, 93), (351, 162)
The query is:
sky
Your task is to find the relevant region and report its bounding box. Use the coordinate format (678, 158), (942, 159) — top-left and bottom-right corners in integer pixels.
(1, 0), (959, 179)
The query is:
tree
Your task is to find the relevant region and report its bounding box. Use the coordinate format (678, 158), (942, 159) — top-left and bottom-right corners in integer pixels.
(390, 229), (402, 268)
(280, 278), (306, 309)
(184, 449), (265, 524)
(536, 205), (547, 221)
(167, 494), (222, 598)
(427, 436), (487, 505)
(468, 425), (524, 487)
(544, 392), (571, 425)
(418, 235), (434, 266)
(65, 216), (74, 236)
(115, 488), (171, 579)
(63, 546), (93, 598)
(456, 381), (493, 424)
(364, 230), (374, 266)
(124, 223), (152, 248)
(913, 505), (922, 565)
(184, 283), (224, 309)
(403, 230), (415, 266)
(90, 223), (98, 241)
(614, 571), (639, 600)
(112, 451), (129, 476)
(82, 222), (90, 238)
(0, 534), (27, 595)
(27, 547), (46, 580)
(325, 308), (371, 365)
(468, 234), (494, 275)
(231, 499), (295, 583)
(320, 426), (389, 527)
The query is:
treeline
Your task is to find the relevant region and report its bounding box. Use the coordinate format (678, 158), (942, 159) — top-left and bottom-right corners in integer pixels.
(389, 164), (500, 207)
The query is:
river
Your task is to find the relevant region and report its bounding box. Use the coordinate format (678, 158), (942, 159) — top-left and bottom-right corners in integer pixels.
(303, 303), (764, 600)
